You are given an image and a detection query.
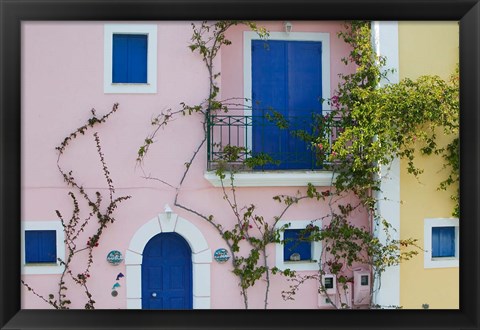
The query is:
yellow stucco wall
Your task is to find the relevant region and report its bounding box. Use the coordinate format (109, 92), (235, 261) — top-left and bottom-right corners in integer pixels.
(398, 21), (459, 309)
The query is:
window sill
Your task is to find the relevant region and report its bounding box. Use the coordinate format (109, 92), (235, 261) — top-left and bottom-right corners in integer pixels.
(25, 262), (57, 266)
(276, 261), (320, 272)
(111, 83), (150, 85)
(204, 170), (337, 187)
(284, 260), (318, 264)
(424, 257), (459, 269)
(431, 257), (456, 261)
(22, 263), (65, 275)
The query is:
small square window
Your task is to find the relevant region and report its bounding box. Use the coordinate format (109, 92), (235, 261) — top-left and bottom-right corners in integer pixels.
(25, 230), (57, 263)
(22, 221), (65, 274)
(360, 275), (369, 286)
(104, 24), (157, 93)
(424, 218), (459, 269)
(283, 229), (311, 261)
(112, 34), (148, 83)
(275, 220), (322, 271)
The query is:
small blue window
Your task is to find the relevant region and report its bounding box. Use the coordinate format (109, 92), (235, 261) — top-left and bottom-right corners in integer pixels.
(432, 226), (455, 258)
(25, 230), (57, 263)
(112, 34), (148, 83)
(283, 229), (311, 261)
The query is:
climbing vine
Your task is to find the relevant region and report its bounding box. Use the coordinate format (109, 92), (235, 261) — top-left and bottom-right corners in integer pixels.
(22, 103), (130, 309)
(137, 21), (298, 309)
(281, 21), (458, 306)
(21, 20), (458, 310)
(317, 21), (459, 214)
(137, 20), (458, 309)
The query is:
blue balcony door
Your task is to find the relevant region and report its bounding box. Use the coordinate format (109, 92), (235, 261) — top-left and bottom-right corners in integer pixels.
(251, 40), (323, 169)
(142, 233), (193, 309)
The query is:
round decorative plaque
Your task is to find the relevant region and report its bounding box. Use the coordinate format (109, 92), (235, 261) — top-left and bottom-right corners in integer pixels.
(213, 248), (230, 263)
(106, 250), (124, 266)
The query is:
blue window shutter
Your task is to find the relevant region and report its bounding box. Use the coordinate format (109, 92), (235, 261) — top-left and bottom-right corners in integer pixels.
(252, 40), (288, 165)
(112, 34), (148, 83)
(112, 35), (129, 83)
(25, 230), (57, 263)
(432, 227), (455, 258)
(251, 40), (322, 170)
(127, 35), (148, 83)
(283, 229), (312, 261)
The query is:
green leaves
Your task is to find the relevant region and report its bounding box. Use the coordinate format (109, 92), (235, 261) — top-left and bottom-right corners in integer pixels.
(328, 21), (459, 216)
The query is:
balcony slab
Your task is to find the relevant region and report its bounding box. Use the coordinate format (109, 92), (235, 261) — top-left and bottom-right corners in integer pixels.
(204, 170), (337, 187)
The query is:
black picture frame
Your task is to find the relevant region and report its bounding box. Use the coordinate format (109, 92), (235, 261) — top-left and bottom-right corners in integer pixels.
(1, 0), (479, 329)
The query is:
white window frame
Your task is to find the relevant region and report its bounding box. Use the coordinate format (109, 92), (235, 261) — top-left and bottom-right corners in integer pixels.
(104, 24), (157, 94)
(21, 221), (65, 275)
(275, 219), (322, 271)
(424, 218), (459, 269)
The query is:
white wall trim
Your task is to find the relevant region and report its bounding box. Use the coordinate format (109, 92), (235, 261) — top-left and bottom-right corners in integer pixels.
(371, 21), (401, 308)
(275, 219), (322, 271)
(204, 170), (337, 187)
(424, 218), (459, 269)
(104, 24), (157, 94)
(125, 212), (211, 309)
(21, 221), (65, 275)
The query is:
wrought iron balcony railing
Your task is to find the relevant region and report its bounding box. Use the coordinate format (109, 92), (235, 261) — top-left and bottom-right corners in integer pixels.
(206, 109), (342, 171)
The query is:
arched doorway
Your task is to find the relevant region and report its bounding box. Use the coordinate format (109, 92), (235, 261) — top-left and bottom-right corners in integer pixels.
(125, 212), (212, 309)
(142, 233), (192, 309)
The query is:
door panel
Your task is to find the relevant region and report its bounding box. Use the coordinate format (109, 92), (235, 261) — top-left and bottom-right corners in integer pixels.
(142, 233), (192, 309)
(252, 40), (322, 170)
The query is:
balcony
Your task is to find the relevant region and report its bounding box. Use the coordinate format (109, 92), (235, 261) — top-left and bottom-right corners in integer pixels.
(204, 109), (342, 187)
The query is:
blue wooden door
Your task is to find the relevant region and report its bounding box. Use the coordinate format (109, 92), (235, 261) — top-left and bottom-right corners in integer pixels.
(251, 40), (323, 169)
(142, 233), (193, 309)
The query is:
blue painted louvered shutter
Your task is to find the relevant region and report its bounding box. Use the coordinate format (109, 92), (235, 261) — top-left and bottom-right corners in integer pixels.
(251, 40), (288, 167)
(251, 40), (322, 169)
(283, 229), (312, 261)
(431, 226), (455, 257)
(287, 41), (323, 168)
(112, 34), (148, 83)
(25, 230), (57, 263)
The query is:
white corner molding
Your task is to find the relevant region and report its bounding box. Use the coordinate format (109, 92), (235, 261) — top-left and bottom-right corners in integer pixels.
(104, 24), (157, 94)
(371, 21), (401, 309)
(204, 171), (337, 187)
(424, 218), (459, 269)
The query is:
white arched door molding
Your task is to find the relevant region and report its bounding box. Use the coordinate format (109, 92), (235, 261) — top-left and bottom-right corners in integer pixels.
(124, 212), (212, 309)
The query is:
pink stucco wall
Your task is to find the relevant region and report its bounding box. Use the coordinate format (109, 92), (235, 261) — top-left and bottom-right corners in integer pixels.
(21, 21), (364, 309)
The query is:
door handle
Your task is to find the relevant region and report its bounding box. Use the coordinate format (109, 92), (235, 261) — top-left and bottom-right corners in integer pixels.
(151, 292), (157, 298)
